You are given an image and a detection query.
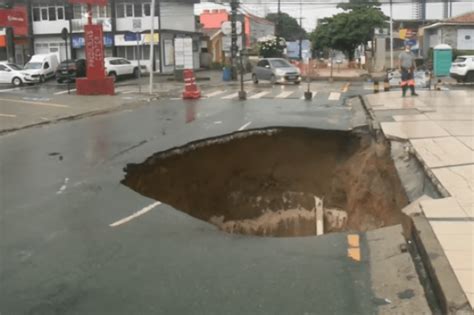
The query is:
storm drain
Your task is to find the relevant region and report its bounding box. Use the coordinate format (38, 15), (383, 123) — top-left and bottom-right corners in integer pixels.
(122, 128), (408, 237)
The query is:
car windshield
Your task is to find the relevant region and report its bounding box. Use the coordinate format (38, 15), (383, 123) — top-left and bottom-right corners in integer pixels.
(7, 64), (23, 71)
(24, 62), (42, 70)
(454, 57), (466, 63)
(270, 59), (292, 68)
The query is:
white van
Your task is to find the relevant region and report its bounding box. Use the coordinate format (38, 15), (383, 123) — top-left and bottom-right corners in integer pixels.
(23, 54), (59, 83)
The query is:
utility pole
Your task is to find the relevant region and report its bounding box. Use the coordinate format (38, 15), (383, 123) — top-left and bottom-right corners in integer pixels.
(230, 0), (238, 80)
(277, 0), (281, 54)
(299, 0), (303, 60)
(149, 0), (156, 95)
(389, 0), (393, 69)
(157, 0), (162, 74)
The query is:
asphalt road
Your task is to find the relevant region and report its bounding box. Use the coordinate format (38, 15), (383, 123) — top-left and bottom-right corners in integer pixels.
(1, 86), (431, 313)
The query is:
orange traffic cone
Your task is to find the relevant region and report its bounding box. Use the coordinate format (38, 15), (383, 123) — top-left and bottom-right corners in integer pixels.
(182, 69), (201, 99)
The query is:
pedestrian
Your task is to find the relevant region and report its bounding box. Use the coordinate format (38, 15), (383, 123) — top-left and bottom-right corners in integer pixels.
(399, 45), (418, 97)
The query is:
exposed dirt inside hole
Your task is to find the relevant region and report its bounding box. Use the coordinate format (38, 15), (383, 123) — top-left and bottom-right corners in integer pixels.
(122, 128), (408, 237)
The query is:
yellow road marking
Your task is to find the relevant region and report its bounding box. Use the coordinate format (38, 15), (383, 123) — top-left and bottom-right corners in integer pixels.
(0, 113), (17, 118)
(0, 98), (69, 108)
(347, 234), (360, 248)
(348, 248), (361, 262)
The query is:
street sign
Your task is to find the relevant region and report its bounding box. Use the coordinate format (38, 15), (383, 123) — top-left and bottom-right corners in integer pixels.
(221, 21), (242, 35)
(223, 35), (243, 51)
(124, 32), (140, 41)
(132, 19), (141, 32)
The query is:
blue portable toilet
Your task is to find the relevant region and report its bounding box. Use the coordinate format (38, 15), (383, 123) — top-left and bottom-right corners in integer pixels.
(433, 44), (452, 77)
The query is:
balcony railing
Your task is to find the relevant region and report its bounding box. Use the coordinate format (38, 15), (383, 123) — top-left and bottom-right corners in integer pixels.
(71, 18), (112, 32)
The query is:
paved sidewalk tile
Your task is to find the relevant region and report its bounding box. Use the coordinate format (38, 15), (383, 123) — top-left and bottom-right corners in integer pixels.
(410, 137), (474, 168)
(457, 136), (474, 150)
(436, 233), (473, 251)
(443, 250), (474, 270)
(430, 221), (474, 235)
(420, 197), (467, 218)
(434, 121), (474, 136)
(392, 114), (429, 122)
(432, 165), (474, 217)
(381, 121), (449, 139)
(455, 270), (474, 299)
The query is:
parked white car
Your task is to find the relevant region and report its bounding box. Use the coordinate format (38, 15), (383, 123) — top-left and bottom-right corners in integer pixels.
(23, 53), (59, 83)
(104, 57), (140, 82)
(450, 55), (474, 83)
(0, 61), (38, 86)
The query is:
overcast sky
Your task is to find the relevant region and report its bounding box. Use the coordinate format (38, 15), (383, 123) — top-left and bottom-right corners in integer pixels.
(196, 1), (474, 31)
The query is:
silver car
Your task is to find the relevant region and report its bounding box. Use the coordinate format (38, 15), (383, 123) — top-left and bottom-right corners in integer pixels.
(252, 58), (301, 85)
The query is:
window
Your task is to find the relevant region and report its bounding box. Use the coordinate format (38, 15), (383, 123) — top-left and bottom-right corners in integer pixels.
(257, 60), (269, 67)
(116, 3), (125, 18)
(73, 4), (83, 19)
(0, 65), (7, 71)
(134, 3), (142, 17)
(57, 7), (64, 20)
(144, 3), (151, 16)
(41, 8), (48, 20)
(125, 4), (133, 17)
(44, 62), (50, 69)
(466, 35), (471, 40)
(48, 7), (56, 20)
(33, 7), (40, 21)
(120, 59), (131, 64)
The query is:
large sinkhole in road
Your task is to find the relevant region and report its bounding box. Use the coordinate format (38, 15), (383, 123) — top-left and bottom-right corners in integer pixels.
(122, 128), (408, 237)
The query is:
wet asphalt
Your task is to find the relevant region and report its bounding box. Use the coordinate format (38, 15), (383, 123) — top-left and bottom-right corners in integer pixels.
(0, 92), (419, 313)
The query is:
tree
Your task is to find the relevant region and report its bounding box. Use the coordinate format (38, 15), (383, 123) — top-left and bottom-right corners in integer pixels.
(259, 38), (284, 58)
(265, 12), (307, 41)
(310, 0), (387, 60)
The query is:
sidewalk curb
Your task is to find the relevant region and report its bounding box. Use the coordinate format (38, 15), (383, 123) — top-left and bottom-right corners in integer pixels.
(409, 215), (473, 314)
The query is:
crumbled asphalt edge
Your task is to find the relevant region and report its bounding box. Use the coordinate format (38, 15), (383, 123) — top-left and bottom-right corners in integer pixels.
(359, 94), (472, 314)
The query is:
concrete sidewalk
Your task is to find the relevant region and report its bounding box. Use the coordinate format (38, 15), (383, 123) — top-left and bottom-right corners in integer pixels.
(364, 90), (474, 311)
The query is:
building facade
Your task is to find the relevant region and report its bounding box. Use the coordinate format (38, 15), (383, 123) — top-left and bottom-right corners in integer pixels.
(422, 11), (474, 57)
(1, 0), (200, 73)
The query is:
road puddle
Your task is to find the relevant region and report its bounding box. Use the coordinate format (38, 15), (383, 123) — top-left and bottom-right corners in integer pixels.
(122, 128), (408, 237)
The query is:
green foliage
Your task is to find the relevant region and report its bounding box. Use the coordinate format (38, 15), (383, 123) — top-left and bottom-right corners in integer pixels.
(265, 12), (307, 41)
(311, 0), (387, 60)
(259, 38), (284, 58)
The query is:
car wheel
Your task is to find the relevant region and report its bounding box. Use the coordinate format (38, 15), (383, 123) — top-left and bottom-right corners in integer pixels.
(12, 77), (23, 87)
(57, 78), (63, 84)
(466, 71), (474, 83)
(109, 72), (117, 82)
(133, 68), (140, 78)
(252, 74), (258, 84)
(270, 75), (276, 85)
(294, 80), (301, 85)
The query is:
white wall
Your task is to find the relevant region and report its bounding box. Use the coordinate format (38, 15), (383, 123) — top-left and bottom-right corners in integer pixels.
(457, 29), (474, 50)
(32, 20), (69, 35)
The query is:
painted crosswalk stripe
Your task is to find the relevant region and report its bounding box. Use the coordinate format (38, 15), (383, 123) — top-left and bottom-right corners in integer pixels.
(249, 91), (271, 99)
(54, 89), (77, 95)
(275, 91), (294, 98)
(329, 92), (341, 101)
(221, 92), (238, 99)
(205, 90), (226, 98)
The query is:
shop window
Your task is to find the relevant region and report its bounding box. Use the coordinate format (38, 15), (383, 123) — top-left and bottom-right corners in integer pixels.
(57, 7), (64, 20)
(134, 3), (142, 17)
(144, 3), (151, 17)
(73, 4), (83, 19)
(48, 7), (56, 21)
(116, 3), (125, 18)
(125, 4), (133, 17)
(41, 8), (48, 20)
(33, 7), (40, 21)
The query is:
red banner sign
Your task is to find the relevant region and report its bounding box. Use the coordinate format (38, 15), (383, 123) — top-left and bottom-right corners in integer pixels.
(0, 6), (28, 36)
(84, 24), (106, 80)
(68, 0), (108, 5)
